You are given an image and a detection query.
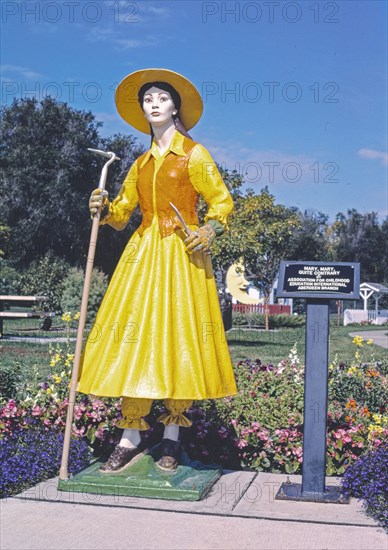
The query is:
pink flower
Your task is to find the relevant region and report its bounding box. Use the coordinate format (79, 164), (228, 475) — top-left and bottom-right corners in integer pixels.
(31, 405), (44, 416)
(95, 428), (104, 439)
(217, 427), (228, 439)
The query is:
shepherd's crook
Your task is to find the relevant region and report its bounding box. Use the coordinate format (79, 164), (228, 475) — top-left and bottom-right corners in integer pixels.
(59, 148), (120, 480)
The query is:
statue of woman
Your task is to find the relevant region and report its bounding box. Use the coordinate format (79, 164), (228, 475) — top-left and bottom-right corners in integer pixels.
(78, 68), (237, 473)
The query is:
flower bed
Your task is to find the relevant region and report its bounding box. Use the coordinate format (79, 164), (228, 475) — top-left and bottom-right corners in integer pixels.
(0, 425), (91, 498)
(0, 325), (387, 499)
(183, 341), (387, 474)
(341, 443), (388, 531)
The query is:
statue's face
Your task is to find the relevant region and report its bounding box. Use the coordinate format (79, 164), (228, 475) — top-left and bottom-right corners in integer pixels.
(142, 86), (175, 128)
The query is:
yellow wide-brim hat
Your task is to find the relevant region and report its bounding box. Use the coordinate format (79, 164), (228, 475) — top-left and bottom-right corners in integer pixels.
(115, 68), (203, 134)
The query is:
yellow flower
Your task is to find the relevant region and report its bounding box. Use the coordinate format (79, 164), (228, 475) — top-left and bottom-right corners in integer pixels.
(372, 414), (382, 425)
(46, 388), (52, 395)
(366, 339), (373, 345)
(65, 353), (75, 367)
(50, 353), (61, 367)
(61, 312), (72, 323)
(352, 336), (364, 347)
(53, 374), (62, 384)
(73, 312), (80, 320)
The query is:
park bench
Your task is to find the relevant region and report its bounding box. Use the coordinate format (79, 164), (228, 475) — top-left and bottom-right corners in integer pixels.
(0, 295), (56, 336)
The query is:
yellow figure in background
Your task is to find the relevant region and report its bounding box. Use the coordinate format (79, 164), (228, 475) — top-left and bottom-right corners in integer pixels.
(78, 69), (237, 473)
(226, 262), (264, 305)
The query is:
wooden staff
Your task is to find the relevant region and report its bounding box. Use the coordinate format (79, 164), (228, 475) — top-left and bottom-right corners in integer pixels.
(59, 149), (120, 480)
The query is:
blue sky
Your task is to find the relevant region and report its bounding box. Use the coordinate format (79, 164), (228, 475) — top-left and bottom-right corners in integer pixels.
(1, 0), (387, 220)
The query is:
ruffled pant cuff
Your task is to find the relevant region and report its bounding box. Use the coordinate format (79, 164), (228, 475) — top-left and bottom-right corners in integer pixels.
(117, 417), (150, 430)
(157, 412), (192, 428)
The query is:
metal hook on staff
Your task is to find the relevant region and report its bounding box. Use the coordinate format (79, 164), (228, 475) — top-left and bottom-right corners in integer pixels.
(59, 148), (120, 481)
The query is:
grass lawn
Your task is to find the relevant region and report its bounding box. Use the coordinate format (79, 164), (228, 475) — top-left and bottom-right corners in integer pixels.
(1, 318), (386, 389)
(227, 324), (387, 365)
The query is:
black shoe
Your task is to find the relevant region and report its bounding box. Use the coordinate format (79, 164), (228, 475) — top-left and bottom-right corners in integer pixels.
(99, 441), (149, 474)
(156, 438), (181, 472)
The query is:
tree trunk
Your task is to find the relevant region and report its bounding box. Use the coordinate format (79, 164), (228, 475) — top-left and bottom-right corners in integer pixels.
(265, 295), (270, 332)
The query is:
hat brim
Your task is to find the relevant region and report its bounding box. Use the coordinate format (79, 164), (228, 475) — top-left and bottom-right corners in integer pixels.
(115, 68), (203, 134)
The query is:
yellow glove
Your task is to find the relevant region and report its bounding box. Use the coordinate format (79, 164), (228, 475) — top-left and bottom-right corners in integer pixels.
(185, 223), (216, 253)
(89, 189), (109, 217)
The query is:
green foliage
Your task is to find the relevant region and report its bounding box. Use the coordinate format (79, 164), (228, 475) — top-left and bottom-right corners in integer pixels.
(210, 185), (300, 330)
(0, 363), (22, 401)
(329, 209), (387, 283)
(0, 98), (145, 273)
(92, 133), (145, 277)
(232, 312), (305, 328)
(0, 224), (11, 258)
(329, 337), (388, 413)
(0, 260), (20, 294)
(12, 251), (70, 312)
(60, 266), (108, 322)
(1, 97), (100, 266)
(216, 347), (304, 433)
(287, 209), (330, 261)
(199, 342), (387, 473)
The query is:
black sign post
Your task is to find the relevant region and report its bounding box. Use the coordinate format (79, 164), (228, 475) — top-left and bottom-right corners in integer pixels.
(275, 261), (360, 503)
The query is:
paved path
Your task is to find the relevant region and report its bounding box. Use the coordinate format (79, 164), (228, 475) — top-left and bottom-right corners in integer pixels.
(1, 472), (386, 550)
(2, 336), (77, 344)
(349, 330), (388, 349)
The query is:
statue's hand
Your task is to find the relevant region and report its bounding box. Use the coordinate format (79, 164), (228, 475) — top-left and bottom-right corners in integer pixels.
(185, 223), (216, 254)
(89, 188), (109, 216)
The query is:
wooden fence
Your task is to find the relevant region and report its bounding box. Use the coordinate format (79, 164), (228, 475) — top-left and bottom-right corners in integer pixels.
(232, 303), (291, 315)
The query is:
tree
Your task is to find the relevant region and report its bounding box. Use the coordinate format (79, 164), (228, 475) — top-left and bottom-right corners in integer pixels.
(329, 209), (387, 282)
(210, 184), (300, 330)
(89, 133), (145, 276)
(287, 209), (330, 261)
(0, 98), (145, 273)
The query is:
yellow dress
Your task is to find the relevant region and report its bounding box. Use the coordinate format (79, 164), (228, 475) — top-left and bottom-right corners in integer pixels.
(77, 131), (237, 401)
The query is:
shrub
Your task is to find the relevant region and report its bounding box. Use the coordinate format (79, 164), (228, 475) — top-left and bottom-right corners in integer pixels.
(232, 312), (305, 329)
(13, 252), (71, 312)
(189, 342), (387, 474)
(60, 266), (108, 322)
(329, 337), (388, 413)
(0, 362), (22, 400)
(0, 261), (21, 295)
(341, 444), (388, 532)
(232, 311), (248, 326)
(0, 425), (91, 498)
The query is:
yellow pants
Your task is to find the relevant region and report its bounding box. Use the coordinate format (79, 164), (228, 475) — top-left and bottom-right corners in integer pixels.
(117, 397), (193, 430)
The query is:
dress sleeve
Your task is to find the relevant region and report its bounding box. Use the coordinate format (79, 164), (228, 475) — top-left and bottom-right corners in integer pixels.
(188, 144), (234, 229)
(100, 160), (139, 231)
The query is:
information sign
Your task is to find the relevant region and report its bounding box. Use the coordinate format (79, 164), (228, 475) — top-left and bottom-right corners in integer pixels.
(277, 261), (360, 300)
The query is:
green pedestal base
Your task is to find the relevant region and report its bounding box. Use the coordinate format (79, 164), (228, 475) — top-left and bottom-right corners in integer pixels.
(58, 449), (221, 501)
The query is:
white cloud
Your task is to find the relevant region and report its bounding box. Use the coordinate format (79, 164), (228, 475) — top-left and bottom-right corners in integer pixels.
(143, 5), (171, 16)
(358, 148), (388, 166)
(107, 1), (171, 22)
(0, 64), (43, 79)
(200, 138), (319, 187)
(87, 26), (155, 48)
(114, 37), (155, 49)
